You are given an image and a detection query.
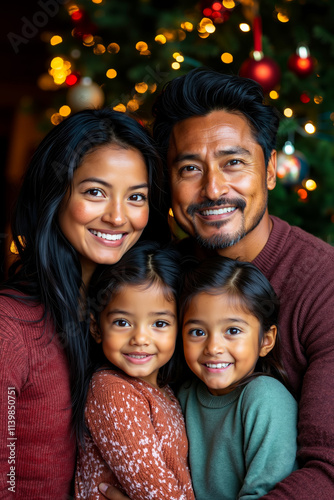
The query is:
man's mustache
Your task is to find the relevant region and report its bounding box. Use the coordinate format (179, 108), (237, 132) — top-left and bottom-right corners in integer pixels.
(187, 198), (246, 217)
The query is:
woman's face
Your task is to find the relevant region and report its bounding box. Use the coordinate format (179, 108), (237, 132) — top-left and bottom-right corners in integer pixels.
(58, 144), (149, 281)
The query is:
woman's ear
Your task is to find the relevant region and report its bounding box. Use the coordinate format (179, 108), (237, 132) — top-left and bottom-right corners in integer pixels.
(259, 325), (277, 357)
(90, 314), (102, 344)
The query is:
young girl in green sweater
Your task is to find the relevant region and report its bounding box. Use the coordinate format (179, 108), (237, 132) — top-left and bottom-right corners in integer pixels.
(178, 256), (298, 500)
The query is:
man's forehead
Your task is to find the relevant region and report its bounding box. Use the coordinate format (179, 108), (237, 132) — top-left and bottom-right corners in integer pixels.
(167, 111), (257, 162)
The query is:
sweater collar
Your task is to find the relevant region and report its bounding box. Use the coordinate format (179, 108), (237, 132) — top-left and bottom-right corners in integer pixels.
(252, 216), (291, 275)
(196, 380), (243, 409)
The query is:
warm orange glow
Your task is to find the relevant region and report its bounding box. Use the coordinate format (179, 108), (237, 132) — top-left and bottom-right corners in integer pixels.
(59, 105), (71, 117)
(106, 69), (117, 79)
(297, 188), (308, 200)
(50, 35), (62, 46)
(113, 104), (126, 112)
(107, 43), (120, 54)
(221, 53), (233, 64)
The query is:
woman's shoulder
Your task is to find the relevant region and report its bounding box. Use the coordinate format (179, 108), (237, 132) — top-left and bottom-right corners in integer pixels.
(0, 291), (46, 341)
(0, 290), (43, 317)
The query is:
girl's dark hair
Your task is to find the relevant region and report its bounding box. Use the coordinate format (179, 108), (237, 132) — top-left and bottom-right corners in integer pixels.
(180, 256), (290, 390)
(1, 108), (168, 440)
(152, 67), (280, 169)
(81, 240), (183, 437)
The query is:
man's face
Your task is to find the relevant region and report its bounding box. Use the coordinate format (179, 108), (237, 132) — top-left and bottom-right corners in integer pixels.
(167, 110), (276, 258)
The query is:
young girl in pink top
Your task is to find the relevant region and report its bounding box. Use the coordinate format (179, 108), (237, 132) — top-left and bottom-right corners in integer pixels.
(75, 242), (195, 500)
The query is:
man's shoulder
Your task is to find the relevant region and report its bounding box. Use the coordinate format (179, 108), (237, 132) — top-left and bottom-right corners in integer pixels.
(258, 216), (334, 279)
(272, 215), (334, 255)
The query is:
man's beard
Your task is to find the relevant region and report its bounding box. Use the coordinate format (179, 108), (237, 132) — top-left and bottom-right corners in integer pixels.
(186, 196), (267, 251)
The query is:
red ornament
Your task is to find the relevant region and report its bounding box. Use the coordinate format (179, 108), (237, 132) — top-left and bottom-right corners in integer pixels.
(239, 55), (281, 94)
(288, 45), (314, 78)
(66, 72), (80, 87)
(239, 15), (280, 93)
(70, 9), (97, 40)
(200, 0), (232, 22)
(300, 93), (310, 104)
(71, 10), (83, 21)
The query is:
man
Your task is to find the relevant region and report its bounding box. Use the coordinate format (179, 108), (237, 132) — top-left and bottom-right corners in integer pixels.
(101, 69), (334, 499)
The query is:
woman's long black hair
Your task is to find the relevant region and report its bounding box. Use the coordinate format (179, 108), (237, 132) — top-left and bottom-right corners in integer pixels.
(82, 241), (183, 438)
(179, 256), (290, 391)
(1, 108), (168, 439)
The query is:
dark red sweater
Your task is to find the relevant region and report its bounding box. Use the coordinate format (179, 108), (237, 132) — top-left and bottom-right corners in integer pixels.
(252, 216), (334, 499)
(0, 294), (76, 498)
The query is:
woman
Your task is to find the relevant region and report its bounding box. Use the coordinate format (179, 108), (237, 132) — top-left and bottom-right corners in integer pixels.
(0, 108), (167, 498)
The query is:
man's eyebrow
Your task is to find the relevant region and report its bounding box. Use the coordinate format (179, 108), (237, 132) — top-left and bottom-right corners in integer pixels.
(213, 147), (252, 158)
(171, 147), (252, 165)
(171, 153), (201, 164)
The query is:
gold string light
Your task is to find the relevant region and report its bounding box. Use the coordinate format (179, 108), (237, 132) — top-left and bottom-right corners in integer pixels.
(59, 105), (71, 117)
(269, 90), (279, 100)
(304, 179), (317, 191)
(93, 44), (106, 55)
(221, 52), (233, 64)
(155, 34), (167, 44)
(304, 122), (316, 134)
(239, 23), (251, 32)
(50, 35), (62, 46)
(106, 69), (117, 79)
(107, 43), (120, 54)
(180, 22), (193, 31)
(113, 103), (126, 112)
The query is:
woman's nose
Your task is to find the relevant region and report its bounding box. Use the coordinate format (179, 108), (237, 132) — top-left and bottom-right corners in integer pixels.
(101, 199), (127, 226)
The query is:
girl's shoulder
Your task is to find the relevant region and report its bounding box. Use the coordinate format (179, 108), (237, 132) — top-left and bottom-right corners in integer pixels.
(89, 370), (177, 405)
(90, 369), (149, 396)
(243, 375), (292, 394)
(90, 368), (129, 388)
(240, 376), (297, 414)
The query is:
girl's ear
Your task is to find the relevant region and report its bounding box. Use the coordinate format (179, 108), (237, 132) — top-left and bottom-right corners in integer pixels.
(90, 314), (102, 344)
(259, 325), (277, 357)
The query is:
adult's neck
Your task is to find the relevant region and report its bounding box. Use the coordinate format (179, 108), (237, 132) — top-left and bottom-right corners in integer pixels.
(80, 258), (98, 288)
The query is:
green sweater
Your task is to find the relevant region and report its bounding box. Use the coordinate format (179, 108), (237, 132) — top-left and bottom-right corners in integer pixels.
(178, 376), (298, 500)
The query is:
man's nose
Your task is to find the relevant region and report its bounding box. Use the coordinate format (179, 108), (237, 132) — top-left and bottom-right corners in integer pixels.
(201, 168), (229, 201)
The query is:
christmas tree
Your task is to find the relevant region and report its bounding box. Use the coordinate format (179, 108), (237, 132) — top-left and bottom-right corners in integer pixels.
(36, 0), (334, 242)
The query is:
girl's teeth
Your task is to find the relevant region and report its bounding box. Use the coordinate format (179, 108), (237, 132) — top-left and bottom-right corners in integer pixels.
(206, 362), (230, 369)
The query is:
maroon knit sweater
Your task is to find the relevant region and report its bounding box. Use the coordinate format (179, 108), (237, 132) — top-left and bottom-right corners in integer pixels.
(0, 294), (76, 498)
(251, 216), (334, 499)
